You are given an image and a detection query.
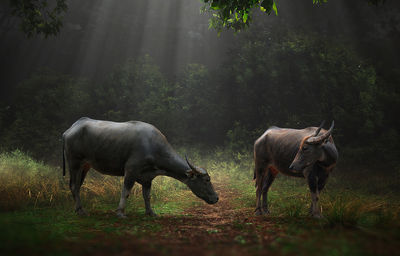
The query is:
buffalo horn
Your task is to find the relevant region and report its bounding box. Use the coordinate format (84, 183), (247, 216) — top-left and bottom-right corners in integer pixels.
(307, 120), (334, 144)
(185, 155), (199, 173)
(313, 120), (325, 137)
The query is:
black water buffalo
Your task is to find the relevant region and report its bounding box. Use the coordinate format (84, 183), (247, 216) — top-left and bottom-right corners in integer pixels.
(62, 117), (218, 217)
(253, 121), (338, 218)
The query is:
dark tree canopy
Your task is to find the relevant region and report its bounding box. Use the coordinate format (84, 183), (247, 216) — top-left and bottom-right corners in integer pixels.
(5, 0), (387, 37)
(0, 0), (398, 168)
(8, 0), (67, 37)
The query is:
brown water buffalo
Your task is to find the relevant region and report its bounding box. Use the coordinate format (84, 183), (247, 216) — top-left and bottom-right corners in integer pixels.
(253, 121), (338, 218)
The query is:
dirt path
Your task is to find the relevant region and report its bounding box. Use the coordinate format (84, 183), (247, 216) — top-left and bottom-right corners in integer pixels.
(83, 183), (284, 256)
(66, 182), (400, 256)
(142, 183), (281, 255)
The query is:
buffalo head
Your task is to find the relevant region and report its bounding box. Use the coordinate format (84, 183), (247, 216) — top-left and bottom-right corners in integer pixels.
(184, 156), (219, 204)
(289, 121), (334, 172)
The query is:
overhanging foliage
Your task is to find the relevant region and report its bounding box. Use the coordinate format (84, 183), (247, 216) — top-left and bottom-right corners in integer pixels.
(5, 0), (387, 37)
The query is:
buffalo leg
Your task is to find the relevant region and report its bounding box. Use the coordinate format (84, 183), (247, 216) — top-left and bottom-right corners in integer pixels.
(255, 164), (267, 216)
(69, 161), (89, 216)
(316, 168), (329, 215)
(305, 169), (322, 218)
(255, 182), (263, 215)
(142, 181), (157, 217)
(79, 162), (90, 187)
(317, 167), (329, 193)
(116, 170), (136, 218)
(261, 168), (277, 214)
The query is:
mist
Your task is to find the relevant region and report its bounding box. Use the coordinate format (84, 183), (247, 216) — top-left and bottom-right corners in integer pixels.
(0, 0), (399, 255)
(0, 0), (399, 163)
(1, 0), (398, 96)
(0, 0), (236, 99)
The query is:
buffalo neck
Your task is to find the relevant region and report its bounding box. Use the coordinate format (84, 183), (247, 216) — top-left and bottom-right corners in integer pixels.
(157, 150), (190, 182)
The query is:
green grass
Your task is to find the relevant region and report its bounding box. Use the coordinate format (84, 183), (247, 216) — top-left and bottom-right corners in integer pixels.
(0, 207), (167, 255)
(220, 151), (400, 228)
(0, 150), (200, 212)
(0, 149), (399, 256)
(219, 151), (400, 256)
(0, 150), (203, 255)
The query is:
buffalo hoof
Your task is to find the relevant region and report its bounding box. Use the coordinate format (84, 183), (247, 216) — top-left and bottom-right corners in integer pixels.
(262, 208), (270, 215)
(311, 213), (324, 219)
(255, 208), (263, 216)
(76, 208), (88, 216)
(311, 212), (324, 219)
(146, 211), (158, 217)
(116, 210), (127, 218)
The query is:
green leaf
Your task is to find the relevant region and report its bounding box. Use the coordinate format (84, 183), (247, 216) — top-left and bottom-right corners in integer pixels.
(243, 12), (248, 23)
(261, 0), (273, 14)
(272, 1), (278, 15)
(211, 1), (220, 10)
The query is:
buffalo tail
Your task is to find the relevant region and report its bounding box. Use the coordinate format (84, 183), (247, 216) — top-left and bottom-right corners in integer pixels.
(62, 135), (65, 177)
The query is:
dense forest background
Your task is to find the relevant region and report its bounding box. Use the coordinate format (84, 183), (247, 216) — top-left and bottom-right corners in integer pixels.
(0, 0), (399, 170)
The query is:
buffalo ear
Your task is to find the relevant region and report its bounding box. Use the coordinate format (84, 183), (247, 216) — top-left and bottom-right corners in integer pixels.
(322, 142), (339, 162)
(185, 169), (196, 179)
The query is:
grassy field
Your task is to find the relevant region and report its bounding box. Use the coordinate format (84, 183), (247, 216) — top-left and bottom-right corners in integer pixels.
(0, 149), (399, 255)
